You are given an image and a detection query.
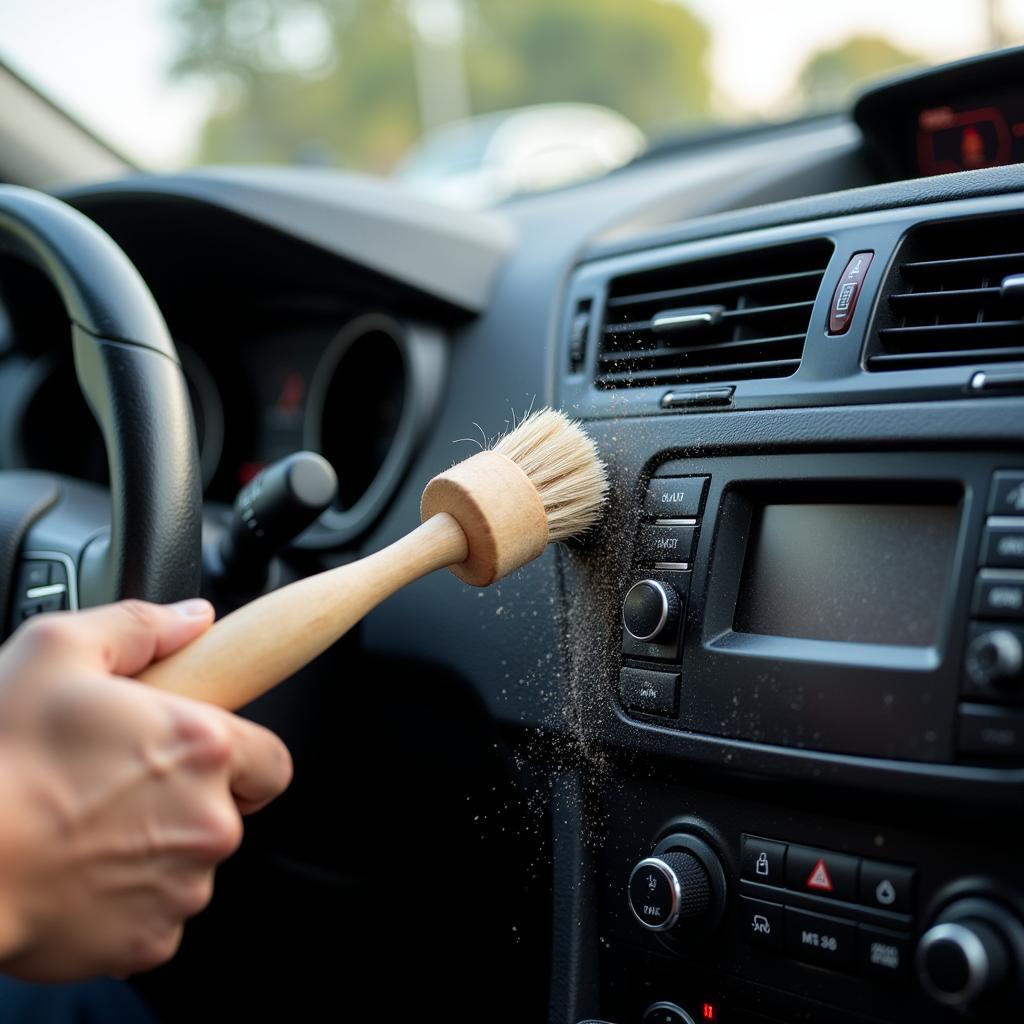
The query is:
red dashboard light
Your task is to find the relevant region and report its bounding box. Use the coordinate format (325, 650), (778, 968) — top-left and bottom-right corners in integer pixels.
(702, 1003), (717, 1020)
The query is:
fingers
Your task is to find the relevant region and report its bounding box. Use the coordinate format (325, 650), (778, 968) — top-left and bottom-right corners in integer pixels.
(222, 713), (294, 815)
(163, 694), (293, 815)
(16, 599), (215, 677)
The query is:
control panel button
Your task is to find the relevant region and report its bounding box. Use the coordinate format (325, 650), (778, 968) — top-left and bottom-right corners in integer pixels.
(642, 1003), (695, 1024)
(973, 570), (1024, 620)
(982, 517), (1024, 568)
(644, 476), (708, 519)
(858, 925), (911, 981)
(623, 580), (680, 642)
(958, 702), (1024, 756)
(740, 835), (786, 886)
(827, 251), (873, 335)
(859, 861), (915, 914)
(619, 667), (679, 717)
(989, 471), (1024, 516)
(785, 907), (856, 970)
(628, 858), (681, 931)
(739, 896), (783, 951)
(785, 846), (859, 902)
(628, 852), (710, 932)
(636, 525), (697, 565)
(964, 625), (1024, 698)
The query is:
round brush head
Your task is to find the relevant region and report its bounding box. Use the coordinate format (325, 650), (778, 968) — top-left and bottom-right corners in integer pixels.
(420, 409), (608, 586)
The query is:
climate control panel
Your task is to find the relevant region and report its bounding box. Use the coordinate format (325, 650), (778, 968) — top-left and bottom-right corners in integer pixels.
(598, 790), (1024, 1024)
(737, 835), (915, 982)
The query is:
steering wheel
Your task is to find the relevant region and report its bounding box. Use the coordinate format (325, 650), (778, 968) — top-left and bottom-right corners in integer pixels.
(0, 186), (202, 632)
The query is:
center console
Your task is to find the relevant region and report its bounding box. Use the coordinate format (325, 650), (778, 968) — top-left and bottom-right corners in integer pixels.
(556, 188), (1024, 1023)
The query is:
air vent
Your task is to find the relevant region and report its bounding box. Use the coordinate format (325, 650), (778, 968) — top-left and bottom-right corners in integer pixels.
(595, 240), (833, 389)
(867, 216), (1024, 371)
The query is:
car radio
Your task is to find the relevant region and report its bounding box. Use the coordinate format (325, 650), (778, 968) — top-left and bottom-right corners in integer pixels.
(617, 450), (1024, 765)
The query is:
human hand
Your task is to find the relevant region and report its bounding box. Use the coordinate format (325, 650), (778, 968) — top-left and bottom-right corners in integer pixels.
(0, 599), (292, 981)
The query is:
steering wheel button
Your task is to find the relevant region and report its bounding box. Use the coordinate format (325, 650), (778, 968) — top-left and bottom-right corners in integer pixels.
(17, 561), (50, 593)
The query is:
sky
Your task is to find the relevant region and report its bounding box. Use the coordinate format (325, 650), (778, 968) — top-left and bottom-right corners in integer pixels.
(2, 0), (1024, 168)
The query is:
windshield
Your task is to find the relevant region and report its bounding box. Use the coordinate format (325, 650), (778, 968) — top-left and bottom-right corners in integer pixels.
(3, 0), (1024, 205)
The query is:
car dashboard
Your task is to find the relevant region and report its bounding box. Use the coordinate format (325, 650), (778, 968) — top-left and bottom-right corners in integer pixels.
(3, 47), (1024, 1024)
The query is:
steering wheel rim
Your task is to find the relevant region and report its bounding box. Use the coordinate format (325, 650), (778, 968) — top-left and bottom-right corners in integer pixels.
(0, 184), (201, 609)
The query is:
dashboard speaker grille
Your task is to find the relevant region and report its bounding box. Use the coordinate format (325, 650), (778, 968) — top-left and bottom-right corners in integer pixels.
(594, 239), (832, 389)
(867, 215), (1024, 371)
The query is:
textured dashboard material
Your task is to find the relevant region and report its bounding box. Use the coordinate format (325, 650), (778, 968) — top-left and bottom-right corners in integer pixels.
(67, 168), (514, 314)
(587, 162), (1024, 260)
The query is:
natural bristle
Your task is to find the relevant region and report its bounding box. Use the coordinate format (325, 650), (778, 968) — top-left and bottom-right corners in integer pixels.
(491, 409), (608, 541)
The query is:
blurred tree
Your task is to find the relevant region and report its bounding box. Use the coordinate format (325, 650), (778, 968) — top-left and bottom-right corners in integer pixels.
(169, 0), (711, 171)
(796, 35), (921, 112)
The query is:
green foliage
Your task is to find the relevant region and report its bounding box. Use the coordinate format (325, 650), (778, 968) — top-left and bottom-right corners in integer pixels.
(169, 0), (711, 170)
(797, 34), (922, 112)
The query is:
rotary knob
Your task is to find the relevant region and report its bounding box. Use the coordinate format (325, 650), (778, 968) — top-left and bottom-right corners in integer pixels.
(623, 580), (680, 643)
(628, 852), (710, 932)
(966, 629), (1024, 692)
(917, 897), (1024, 1011)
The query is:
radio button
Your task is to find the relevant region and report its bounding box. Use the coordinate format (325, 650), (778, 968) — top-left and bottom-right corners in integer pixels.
(741, 835), (786, 886)
(644, 476), (708, 519)
(785, 846), (859, 902)
(619, 667), (679, 717)
(958, 702), (1024, 756)
(982, 518), (1024, 569)
(785, 907), (856, 970)
(637, 525), (697, 565)
(739, 896), (783, 951)
(859, 861), (915, 914)
(858, 925), (911, 981)
(973, 570), (1024, 620)
(988, 471), (1024, 516)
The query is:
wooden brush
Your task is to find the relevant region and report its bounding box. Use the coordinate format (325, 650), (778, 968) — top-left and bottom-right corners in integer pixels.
(138, 409), (607, 710)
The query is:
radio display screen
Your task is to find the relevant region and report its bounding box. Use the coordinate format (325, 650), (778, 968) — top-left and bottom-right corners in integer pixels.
(734, 503), (960, 647)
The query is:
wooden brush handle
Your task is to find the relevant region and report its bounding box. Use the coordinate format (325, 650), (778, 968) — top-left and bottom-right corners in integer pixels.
(138, 513), (468, 709)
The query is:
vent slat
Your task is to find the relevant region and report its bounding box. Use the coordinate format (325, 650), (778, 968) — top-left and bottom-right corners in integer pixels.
(594, 239), (832, 390)
(889, 287), (1001, 304)
(605, 268), (826, 309)
(879, 320), (1024, 339)
(867, 346), (1024, 369)
(596, 357), (801, 389)
(603, 300), (814, 337)
(901, 252), (1024, 273)
(868, 221), (1024, 373)
(598, 333), (805, 365)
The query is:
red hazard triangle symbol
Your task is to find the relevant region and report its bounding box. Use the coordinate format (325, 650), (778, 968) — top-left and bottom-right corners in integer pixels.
(806, 858), (833, 892)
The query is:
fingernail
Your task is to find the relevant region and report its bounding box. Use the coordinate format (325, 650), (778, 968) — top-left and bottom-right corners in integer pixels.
(172, 599), (213, 619)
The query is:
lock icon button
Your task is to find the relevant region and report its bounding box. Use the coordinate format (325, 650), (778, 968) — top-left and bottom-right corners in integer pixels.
(742, 836), (785, 885)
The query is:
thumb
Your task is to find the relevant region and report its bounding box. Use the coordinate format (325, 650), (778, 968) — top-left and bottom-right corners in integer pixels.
(43, 599), (215, 678)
